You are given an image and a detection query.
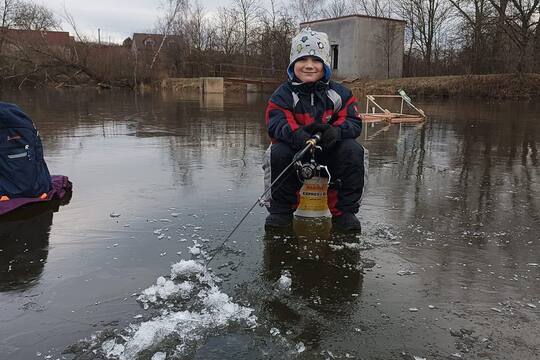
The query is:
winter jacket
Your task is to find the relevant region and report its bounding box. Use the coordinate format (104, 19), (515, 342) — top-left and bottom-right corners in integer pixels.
(265, 80), (362, 148)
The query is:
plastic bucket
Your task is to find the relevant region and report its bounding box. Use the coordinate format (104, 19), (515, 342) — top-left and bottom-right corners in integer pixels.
(294, 176), (331, 218)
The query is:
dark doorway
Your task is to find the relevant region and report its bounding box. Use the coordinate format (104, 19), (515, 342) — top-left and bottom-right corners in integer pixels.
(331, 45), (339, 70)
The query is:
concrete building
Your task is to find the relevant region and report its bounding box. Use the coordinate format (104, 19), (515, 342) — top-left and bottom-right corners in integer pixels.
(301, 15), (406, 80)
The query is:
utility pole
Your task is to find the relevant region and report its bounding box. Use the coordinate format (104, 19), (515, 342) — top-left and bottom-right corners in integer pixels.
(98, 28), (101, 45)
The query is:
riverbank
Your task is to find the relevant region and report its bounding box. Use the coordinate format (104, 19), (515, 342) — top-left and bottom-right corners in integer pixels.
(3, 73), (539, 100)
(347, 73), (540, 100)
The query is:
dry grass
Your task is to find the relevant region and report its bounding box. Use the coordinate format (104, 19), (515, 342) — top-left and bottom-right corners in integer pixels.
(346, 73), (540, 100)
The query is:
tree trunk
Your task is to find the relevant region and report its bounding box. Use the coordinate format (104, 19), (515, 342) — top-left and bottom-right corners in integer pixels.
(535, 21), (540, 72)
(491, 0), (508, 72)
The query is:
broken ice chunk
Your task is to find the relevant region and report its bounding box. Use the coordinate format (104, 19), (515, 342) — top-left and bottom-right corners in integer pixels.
(189, 246), (201, 256)
(397, 270), (416, 276)
(276, 270), (292, 291)
(101, 339), (124, 357)
(151, 352), (167, 360)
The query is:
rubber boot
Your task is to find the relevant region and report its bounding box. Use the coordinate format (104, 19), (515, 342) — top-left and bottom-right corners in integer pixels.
(265, 213), (293, 229)
(332, 213), (362, 232)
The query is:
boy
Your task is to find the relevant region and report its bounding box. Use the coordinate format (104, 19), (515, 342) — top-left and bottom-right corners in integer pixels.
(263, 28), (366, 232)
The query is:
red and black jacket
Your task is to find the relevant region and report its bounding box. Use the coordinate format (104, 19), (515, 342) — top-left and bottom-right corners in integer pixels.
(265, 80), (362, 146)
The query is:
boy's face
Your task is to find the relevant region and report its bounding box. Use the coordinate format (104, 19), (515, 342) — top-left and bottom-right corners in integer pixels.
(293, 56), (324, 83)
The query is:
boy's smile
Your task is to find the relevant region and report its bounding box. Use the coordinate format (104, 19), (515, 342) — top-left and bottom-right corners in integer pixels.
(294, 56), (324, 83)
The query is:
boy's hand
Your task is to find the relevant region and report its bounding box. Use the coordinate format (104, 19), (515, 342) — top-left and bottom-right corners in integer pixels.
(321, 126), (341, 148)
(291, 128), (311, 150)
(304, 122), (330, 134)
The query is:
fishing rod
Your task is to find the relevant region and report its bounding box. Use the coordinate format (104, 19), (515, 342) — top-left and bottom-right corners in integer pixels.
(206, 133), (322, 266)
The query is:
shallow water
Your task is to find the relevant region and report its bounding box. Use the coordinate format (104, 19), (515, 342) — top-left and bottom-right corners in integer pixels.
(0, 90), (539, 359)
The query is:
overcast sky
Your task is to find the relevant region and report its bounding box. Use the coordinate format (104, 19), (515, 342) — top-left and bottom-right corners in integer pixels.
(47, 0), (225, 43)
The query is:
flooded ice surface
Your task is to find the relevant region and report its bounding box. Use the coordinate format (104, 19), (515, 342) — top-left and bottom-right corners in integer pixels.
(0, 91), (539, 359)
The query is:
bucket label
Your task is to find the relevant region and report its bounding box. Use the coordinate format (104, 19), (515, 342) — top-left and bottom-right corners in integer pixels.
(295, 177), (331, 217)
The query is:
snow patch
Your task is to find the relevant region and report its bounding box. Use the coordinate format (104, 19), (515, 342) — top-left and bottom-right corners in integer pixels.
(90, 260), (257, 359)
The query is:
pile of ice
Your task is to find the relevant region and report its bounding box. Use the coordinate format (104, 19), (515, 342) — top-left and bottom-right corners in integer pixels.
(90, 259), (257, 359)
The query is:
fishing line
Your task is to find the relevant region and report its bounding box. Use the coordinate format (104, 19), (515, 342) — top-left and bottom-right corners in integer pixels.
(206, 134), (322, 266)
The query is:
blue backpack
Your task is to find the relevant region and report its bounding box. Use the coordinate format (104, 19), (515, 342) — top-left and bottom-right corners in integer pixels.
(0, 102), (51, 199)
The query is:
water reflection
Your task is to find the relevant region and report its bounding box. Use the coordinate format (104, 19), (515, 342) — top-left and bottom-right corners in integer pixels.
(0, 196), (71, 292)
(262, 219), (363, 348)
(0, 91), (537, 359)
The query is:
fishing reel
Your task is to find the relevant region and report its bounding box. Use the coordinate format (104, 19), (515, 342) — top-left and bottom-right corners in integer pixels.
(296, 159), (318, 180)
(294, 141), (331, 182)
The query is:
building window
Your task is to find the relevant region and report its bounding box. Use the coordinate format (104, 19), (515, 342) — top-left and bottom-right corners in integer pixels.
(143, 38), (155, 47)
(331, 45), (339, 70)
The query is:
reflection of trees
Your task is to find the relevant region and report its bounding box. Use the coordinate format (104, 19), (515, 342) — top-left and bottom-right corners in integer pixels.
(0, 89), (143, 155)
(157, 98), (269, 187)
(374, 99), (540, 233)
(375, 99), (540, 297)
(0, 89), (272, 188)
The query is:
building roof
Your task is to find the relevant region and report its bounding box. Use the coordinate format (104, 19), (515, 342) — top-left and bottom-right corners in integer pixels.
(0, 28), (73, 46)
(301, 14), (407, 26)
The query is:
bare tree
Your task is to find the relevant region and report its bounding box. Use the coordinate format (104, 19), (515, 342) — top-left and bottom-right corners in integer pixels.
(232, 0), (259, 72)
(397, 0), (453, 75)
(375, 20), (402, 78)
(1, 0), (19, 28)
(259, 0), (296, 71)
(447, 0), (492, 73)
(12, 1), (60, 31)
(322, 0), (353, 18)
(351, 0), (389, 16)
(291, 0), (325, 22)
(152, 0), (189, 69)
(215, 7), (241, 56)
(535, 18), (540, 71)
(1, 0), (20, 52)
(184, 1), (210, 52)
(260, 0), (279, 70)
(488, 0), (540, 73)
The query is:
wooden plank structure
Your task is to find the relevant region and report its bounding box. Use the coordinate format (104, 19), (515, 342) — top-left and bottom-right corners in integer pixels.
(360, 90), (426, 124)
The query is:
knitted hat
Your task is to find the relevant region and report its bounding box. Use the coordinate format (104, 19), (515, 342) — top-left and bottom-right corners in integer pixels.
(287, 28), (332, 81)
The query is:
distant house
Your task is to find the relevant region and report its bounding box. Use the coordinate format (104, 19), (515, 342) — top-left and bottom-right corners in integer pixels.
(301, 15), (406, 79)
(131, 33), (182, 53)
(0, 28), (73, 47)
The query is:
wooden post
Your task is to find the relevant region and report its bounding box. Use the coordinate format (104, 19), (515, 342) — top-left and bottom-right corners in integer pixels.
(365, 96), (370, 114)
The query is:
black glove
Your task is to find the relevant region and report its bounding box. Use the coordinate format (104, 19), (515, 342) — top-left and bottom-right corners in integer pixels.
(292, 123), (329, 150)
(291, 128), (311, 150)
(321, 126), (341, 148)
(304, 122), (330, 135)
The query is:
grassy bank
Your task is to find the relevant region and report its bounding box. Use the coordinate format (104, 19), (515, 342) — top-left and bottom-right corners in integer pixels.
(347, 73), (540, 100)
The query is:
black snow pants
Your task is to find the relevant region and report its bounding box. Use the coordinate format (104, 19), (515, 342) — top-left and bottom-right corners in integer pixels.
(262, 139), (366, 216)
